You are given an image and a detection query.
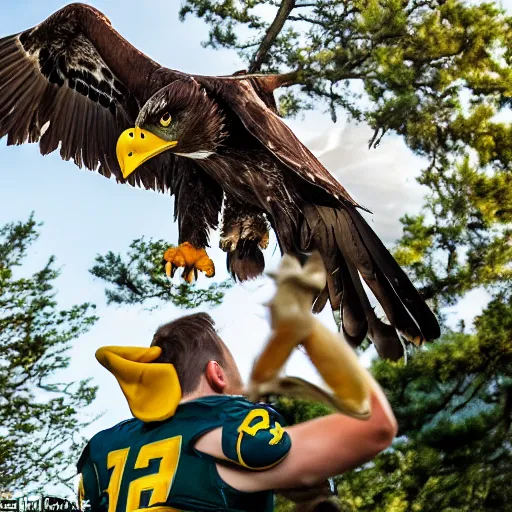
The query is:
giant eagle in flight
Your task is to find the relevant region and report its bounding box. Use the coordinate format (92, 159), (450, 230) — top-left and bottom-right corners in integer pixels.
(0, 3), (440, 359)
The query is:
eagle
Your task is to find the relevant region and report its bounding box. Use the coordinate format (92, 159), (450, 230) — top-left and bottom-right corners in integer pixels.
(0, 3), (440, 360)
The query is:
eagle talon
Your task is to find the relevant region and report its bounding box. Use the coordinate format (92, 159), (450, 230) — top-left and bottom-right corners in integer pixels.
(164, 261), (174, 278)
(258, 231), (269, 250)
(219, 232), (239, 253)
(163, 242), (215, 282)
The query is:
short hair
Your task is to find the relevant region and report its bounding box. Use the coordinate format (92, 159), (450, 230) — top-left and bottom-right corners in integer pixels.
(151, 313), (227, 394)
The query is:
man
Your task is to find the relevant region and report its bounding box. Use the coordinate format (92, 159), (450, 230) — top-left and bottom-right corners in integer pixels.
(78, 254), (397, 511)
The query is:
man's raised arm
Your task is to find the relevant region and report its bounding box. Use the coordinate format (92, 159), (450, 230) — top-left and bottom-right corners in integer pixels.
(195, 252), (397, 492)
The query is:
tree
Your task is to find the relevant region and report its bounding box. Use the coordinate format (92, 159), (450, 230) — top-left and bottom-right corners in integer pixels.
(0, 216), (98, 492)
(179, 0), (512, 315)
(90, 237), (231, 309)
(335, 293), (512, 511)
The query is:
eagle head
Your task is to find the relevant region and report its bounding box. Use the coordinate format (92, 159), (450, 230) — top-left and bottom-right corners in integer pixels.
(116, 79), (225, 178)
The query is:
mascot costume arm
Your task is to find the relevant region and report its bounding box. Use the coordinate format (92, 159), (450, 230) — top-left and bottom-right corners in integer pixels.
(248, 251), (372, 419)
(244, 252), (396, 512)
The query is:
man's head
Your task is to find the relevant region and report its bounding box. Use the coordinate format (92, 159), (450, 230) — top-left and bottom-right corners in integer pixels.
(151, 313), (243, 399)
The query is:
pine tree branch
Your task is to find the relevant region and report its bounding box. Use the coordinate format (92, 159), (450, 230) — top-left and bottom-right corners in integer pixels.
(451, 376), (486, 414)
(249, 0), (296, 73)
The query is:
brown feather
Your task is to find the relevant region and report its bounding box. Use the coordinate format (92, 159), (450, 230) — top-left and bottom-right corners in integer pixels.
(199, 76), (366, 211)
(172, 159), (223, 249)
(0, 8), (177, 191)
(226, 241), (266, 281)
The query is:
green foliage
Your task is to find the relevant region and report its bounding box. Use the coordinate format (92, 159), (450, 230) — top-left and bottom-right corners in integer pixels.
(272, 396), (332, 425)
(180, 0), (512, 131)
(0, 216), (98, 492)
(393, 157), (512, 309)
(334, 293), (512, 511)
(271, 295), (512, 511)
(90, 238), (231, 309)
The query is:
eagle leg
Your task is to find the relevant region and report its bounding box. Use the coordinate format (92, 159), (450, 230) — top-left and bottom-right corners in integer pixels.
(220, 198), (270, 281)
(163, 242), (215, 283)
(220, 209), (270, 253)
(167, 161), (222, 283)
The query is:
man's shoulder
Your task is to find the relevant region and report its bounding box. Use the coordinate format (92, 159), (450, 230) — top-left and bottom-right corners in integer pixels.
(220, 399), (291, 470)
(176, 394), (258, 415)
(223, 396), (287, 423)
(78, 418), (141, 466)
(180, 395), (285, 423)
(92, 417), (141, 443)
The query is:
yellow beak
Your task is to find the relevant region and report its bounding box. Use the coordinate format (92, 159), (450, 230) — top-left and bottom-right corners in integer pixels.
(116, 127), (178, 179)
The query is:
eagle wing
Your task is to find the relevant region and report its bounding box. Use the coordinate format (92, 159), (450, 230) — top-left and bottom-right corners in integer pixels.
(206, 76), (440, 347)
(207, 77), (364, 210)
(0, 3), (178, 191)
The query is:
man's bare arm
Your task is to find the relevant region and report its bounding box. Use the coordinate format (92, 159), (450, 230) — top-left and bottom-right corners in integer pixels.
(195, 368), (397, 492)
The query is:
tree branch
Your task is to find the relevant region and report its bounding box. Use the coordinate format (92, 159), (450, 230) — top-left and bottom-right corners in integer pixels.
(249, 0), (296, 73)
(451, 376), (486, 414)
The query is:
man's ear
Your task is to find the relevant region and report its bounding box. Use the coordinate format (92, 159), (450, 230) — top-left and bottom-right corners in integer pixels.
(205, 361), (227, 393)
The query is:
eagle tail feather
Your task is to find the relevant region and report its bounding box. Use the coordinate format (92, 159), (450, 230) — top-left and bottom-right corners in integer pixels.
(227, 239), (265, 282)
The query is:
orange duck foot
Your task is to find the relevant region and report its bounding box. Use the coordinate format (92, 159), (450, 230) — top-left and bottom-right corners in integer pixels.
(163, 242), (215, 283)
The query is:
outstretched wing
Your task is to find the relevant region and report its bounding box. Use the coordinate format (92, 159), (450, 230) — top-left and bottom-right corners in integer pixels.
(204, 76), (440, 348)
(0, 3), (173, 189)
(202, 76), (364, 210)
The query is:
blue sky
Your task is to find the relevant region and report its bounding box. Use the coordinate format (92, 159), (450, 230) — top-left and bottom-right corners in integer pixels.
(1, 0), (510, 494)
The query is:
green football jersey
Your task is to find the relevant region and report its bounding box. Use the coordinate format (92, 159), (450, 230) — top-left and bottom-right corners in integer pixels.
(77, 395), (291, 512)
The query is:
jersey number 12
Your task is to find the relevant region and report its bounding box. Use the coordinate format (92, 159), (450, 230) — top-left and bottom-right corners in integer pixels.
(107, 436), (182, 512)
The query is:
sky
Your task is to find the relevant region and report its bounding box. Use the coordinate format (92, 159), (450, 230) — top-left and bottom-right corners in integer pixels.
(1, 0), (510, 494)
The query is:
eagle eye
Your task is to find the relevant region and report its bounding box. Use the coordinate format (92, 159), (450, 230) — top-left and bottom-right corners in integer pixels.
(160, 113), (172, 127)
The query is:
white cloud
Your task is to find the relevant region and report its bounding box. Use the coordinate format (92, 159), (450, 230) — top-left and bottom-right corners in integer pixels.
(293, 116), (429, 246)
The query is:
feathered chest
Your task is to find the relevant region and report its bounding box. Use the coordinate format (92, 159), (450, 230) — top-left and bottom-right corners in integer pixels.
(195, 149), (289, 207)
